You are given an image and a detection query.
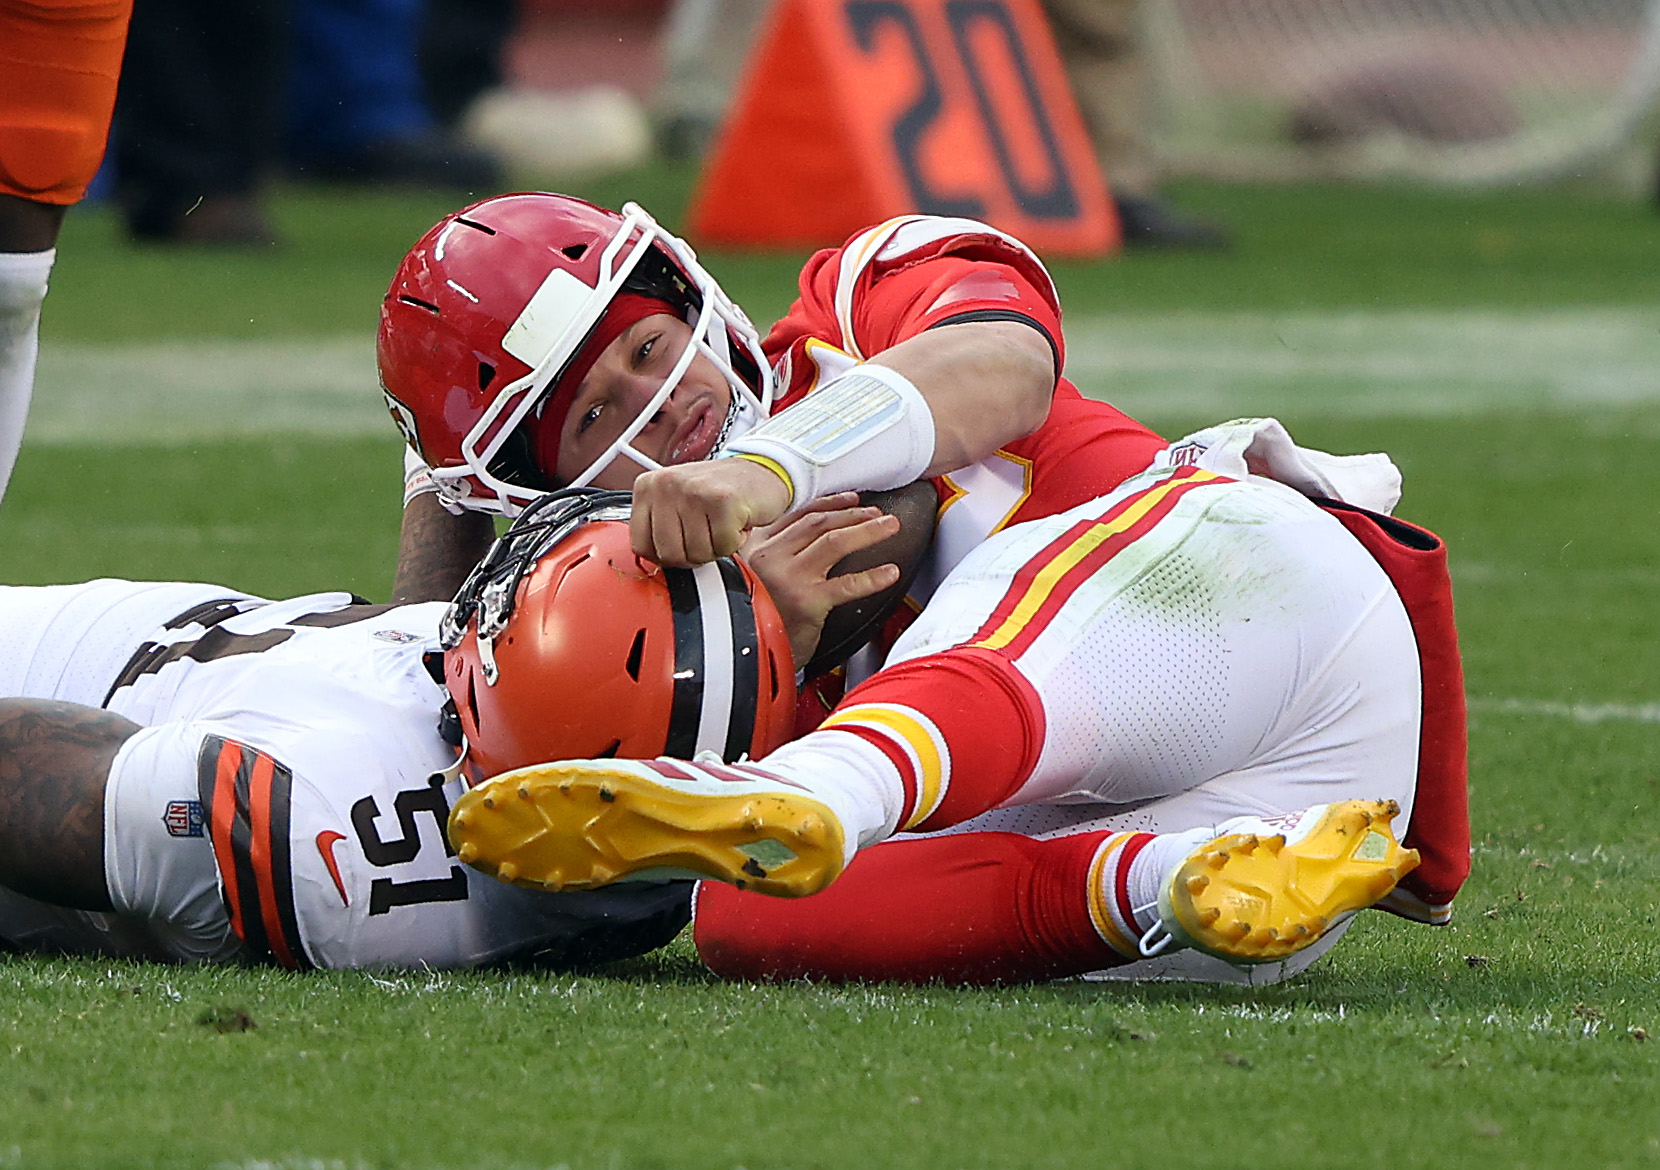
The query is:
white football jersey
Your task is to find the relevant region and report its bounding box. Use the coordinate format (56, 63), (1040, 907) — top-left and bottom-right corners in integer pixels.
(0, 580), (689, 970)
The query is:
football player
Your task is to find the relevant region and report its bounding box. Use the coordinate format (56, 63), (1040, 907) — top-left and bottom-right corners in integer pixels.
(381, 196), (1469, 984)
(449, 424), (1469, 985)
(0, 491), (787, 969)
(377, 192), (1169, 681)
(0, 0), (132, 505)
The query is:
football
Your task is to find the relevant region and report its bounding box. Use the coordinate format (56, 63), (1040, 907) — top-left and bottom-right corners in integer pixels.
(800, 480), (940, 678)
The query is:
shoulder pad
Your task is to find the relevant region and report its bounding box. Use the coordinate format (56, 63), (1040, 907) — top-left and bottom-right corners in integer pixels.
(832, 216), (1058, 357)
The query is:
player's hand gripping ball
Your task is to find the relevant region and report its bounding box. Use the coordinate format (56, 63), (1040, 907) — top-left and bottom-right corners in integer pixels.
(801, 480), (938, 678)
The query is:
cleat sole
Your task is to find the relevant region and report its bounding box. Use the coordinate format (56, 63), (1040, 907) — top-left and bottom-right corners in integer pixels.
(447, 762), (846, 899)
(1160, 799), (1420, 964)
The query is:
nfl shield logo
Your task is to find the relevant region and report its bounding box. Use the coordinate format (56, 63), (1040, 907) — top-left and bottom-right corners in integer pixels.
(162, 800), (206, 838)
(1168, 441), (1206, 467)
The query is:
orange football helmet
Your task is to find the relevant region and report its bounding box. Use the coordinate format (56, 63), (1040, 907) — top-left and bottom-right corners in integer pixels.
(439, 489), (797, 782)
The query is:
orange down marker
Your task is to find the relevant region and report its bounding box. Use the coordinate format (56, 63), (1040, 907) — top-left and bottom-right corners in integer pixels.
(688, 0), (1119, 256)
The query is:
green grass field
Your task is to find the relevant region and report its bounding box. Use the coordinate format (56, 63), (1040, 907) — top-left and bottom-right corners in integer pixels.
(2, 168), (1659, 1169)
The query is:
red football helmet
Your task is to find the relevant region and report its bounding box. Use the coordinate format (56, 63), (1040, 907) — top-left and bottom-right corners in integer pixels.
(439, 489), (797, 782)
(378, 192), (774, 516)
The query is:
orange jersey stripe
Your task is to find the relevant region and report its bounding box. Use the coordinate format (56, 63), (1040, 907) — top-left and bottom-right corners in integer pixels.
(206, 739), (247, 941)
(971, 468), (1223, 659)
(245, 751), (299, 970)
(198, 735), (310, 969)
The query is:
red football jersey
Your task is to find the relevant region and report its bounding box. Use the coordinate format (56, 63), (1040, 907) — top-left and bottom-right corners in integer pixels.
(763, 216), (1166, 710)
(765, 216), (1166, 602)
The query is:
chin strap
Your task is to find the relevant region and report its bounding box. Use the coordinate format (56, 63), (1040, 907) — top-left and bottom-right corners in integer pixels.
(711, 382), (760, 456)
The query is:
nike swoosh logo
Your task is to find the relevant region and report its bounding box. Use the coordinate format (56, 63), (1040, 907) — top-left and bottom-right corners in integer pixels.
(316, 830), (350, 906)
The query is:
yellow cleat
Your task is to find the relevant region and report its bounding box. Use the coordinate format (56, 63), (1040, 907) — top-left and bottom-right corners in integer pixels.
(447, 757), (847, 899)
(1156, 799), (1420, 964)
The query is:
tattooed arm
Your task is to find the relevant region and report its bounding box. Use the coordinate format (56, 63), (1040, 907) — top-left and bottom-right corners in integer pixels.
(389, 494), (496, 605)
(0, 699), (140, 911)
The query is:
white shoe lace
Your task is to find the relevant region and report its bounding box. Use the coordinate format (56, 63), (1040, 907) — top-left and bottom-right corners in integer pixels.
(1135, 901), (1176, 957)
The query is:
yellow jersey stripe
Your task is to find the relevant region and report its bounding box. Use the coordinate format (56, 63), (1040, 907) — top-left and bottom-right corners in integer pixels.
(821, 702), (947, 829)
(974, 470), (1218, 652)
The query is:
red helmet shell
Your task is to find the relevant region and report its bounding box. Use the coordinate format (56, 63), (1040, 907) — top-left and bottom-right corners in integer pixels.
(378, 193), (774, 515)
(378, 194), (627, 500)
(444, 520), (796, 781)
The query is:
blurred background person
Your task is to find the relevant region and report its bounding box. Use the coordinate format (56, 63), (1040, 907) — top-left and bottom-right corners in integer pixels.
(284, 0), (503, 190)
(417, 0), (517, 135)
(0, 0), (132, 503)
(1040, 0), (1228, 249)
(108, 0), (504, 248)
(655, 0), (771, 162)
(110, 0), (285, 244)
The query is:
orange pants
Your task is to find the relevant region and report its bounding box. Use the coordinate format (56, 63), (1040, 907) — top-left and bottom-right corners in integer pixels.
(0, 0), (133, 204)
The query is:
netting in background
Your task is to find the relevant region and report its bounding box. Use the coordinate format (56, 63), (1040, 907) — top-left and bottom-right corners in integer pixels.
(1145, 0), (1660, 186)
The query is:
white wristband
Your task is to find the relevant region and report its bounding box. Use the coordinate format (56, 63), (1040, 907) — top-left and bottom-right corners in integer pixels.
(402, 445), (442, 509)
(721, 363), (935, 511)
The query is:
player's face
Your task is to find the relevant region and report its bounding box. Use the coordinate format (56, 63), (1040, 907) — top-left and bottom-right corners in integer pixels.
(551, 313), (735, 489)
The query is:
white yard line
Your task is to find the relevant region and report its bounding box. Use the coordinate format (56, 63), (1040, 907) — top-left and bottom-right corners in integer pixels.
(28, 336), (386, 444)
(1063, 307), (1660, 418)
(24, 307), (1660, 443)
(1469, 696), (1660, 724)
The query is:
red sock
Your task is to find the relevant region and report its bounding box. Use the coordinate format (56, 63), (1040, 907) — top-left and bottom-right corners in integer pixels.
(694, 828), (1139, 985)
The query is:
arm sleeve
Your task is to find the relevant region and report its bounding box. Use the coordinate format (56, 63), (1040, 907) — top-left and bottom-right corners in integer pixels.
(102, 722), (243, 964)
